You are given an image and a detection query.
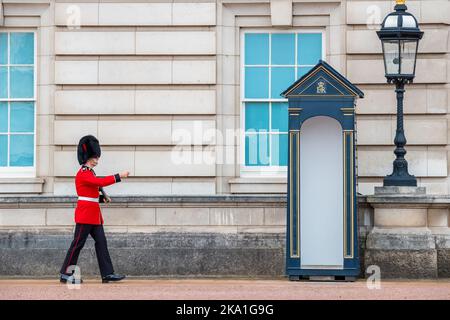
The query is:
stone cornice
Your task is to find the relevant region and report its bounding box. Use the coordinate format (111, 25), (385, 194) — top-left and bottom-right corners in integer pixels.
(1, 194), (449, 208)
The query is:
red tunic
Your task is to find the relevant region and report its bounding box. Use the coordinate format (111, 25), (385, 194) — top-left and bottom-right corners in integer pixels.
(74, 166), (120, 225)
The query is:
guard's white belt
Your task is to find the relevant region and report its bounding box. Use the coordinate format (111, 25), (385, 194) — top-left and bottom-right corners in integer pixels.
(78, 196), (98, 203)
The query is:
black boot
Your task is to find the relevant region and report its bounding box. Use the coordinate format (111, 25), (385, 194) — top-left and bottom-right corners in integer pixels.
(102, 274), (126, 283)
(59, 273), (83, 284)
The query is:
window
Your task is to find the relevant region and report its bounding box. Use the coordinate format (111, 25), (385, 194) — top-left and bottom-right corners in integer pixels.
(241, 30), (323, 176)
(0, 32), (36, 175)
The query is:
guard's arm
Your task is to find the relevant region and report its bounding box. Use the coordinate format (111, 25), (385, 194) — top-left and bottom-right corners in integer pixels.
(82, 170), (121, 188)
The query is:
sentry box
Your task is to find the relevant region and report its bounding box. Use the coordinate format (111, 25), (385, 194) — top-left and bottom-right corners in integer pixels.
(281, 60), (364, 281)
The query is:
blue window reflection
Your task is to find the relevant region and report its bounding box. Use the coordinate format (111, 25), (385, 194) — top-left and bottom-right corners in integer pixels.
(10, 134), (34, 166)
(244, 32), (322, 168)
(10, 33), (34, 65)
(10, 102), (34, 132)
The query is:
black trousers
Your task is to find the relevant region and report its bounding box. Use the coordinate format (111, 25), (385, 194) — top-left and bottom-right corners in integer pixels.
(60, 224), (114, 278)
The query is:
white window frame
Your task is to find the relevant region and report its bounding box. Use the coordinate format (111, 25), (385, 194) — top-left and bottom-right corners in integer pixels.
(0, 30), (37, 178)
(240, 28), (326, 177)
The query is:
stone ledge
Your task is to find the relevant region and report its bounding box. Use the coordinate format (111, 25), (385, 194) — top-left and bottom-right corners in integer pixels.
(366, 194), (450, 208)
(0, 195), (286, 204)
(374, 186), (426, 195)
(229, 178), (287, 194)
(0, 178), (45, 194)
(435, 233), (450, 249)
(0, 195), (288, 211)
(5, 193), (450, 208)
(366, 228), (435, 250)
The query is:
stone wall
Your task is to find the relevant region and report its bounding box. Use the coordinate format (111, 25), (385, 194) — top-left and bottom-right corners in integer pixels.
(0, 195), (448, 278)
(0, 0), (447, 197)
(0, 195), (287, 277)
(0, 0), (449, 279)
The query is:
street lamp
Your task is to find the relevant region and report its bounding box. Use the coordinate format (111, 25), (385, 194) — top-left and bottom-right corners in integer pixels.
(377, 0), (423, 187)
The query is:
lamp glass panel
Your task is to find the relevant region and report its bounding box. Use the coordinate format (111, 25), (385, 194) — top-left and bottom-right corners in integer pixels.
(402, 16), (417, 28)
(383, 15), (398, 28)
(382, 40), (400, 75)
(400, 40), (418, 76)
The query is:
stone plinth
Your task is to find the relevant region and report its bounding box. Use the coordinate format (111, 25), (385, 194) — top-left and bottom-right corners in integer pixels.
(365, 187), (450, 278)
(374, 186), (426, 196)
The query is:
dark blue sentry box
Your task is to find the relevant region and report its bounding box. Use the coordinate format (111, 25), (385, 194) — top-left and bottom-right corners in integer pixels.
(281, 60), (364, 281)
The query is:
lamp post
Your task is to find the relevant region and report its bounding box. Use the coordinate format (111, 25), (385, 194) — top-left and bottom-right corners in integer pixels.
(377, 0), (423, 187)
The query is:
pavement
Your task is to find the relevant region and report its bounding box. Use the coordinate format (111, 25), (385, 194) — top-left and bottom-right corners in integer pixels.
(1, 278), (450, 300)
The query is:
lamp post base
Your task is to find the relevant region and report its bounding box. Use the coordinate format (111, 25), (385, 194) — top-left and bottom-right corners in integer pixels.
(383, 174), (417, 187)
(375, 185), (425, 195)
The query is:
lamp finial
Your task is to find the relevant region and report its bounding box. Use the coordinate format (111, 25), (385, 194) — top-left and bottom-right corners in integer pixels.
(396, 0), (406, 5)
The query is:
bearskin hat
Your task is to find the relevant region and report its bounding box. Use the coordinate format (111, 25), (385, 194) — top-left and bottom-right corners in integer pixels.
(77, 135), (101, 165)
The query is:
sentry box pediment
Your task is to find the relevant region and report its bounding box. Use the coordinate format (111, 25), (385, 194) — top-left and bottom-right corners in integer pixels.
(282, 60), (364, 99)
(281, 60), (363, 281)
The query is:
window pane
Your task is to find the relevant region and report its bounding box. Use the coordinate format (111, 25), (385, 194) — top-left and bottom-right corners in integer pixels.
(0, 67), (7, 98)
(0, 135), (7, 166)
(10, 67), (34, 98)
(10, 33), (34, 65)
(0, 33), (7, 65)
(271, 134), (288, 166)
(271, 34), (295, 65)
(271, 67), (295, 98)
(10, 134), (34, 166)
(0, 102), (7, 132)
(245, 33), (269, 65)
(298, 33), (322, 65)
(245, 133), (269, 166)
(245, 67), (269, 98)
(271, 102), (288, 132)
(297, 66), (312, 79)
(245, 102), (269, 132)
(10, 102), (34, 132)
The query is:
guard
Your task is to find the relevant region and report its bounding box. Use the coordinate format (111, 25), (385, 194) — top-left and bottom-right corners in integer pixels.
(59, 135), (129, 284)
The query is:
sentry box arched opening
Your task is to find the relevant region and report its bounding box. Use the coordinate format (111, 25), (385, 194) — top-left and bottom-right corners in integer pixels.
(281, 60), (364, 281)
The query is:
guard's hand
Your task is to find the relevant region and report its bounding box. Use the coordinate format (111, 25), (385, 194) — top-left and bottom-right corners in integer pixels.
(120, 171), (130, 178)
(104, 196), (112, 203)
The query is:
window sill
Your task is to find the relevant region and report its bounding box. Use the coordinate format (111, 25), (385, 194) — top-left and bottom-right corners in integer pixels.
(0, 178), (44, 194)
(229, 177), (287, 194)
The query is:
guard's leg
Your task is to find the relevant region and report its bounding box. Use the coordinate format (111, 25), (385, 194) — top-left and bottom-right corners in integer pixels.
(90, 225), (114, 278)
(60, 224), (91, 275)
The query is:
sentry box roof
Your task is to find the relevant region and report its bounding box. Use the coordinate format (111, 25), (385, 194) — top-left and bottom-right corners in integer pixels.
(281, 60), (364, 99)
